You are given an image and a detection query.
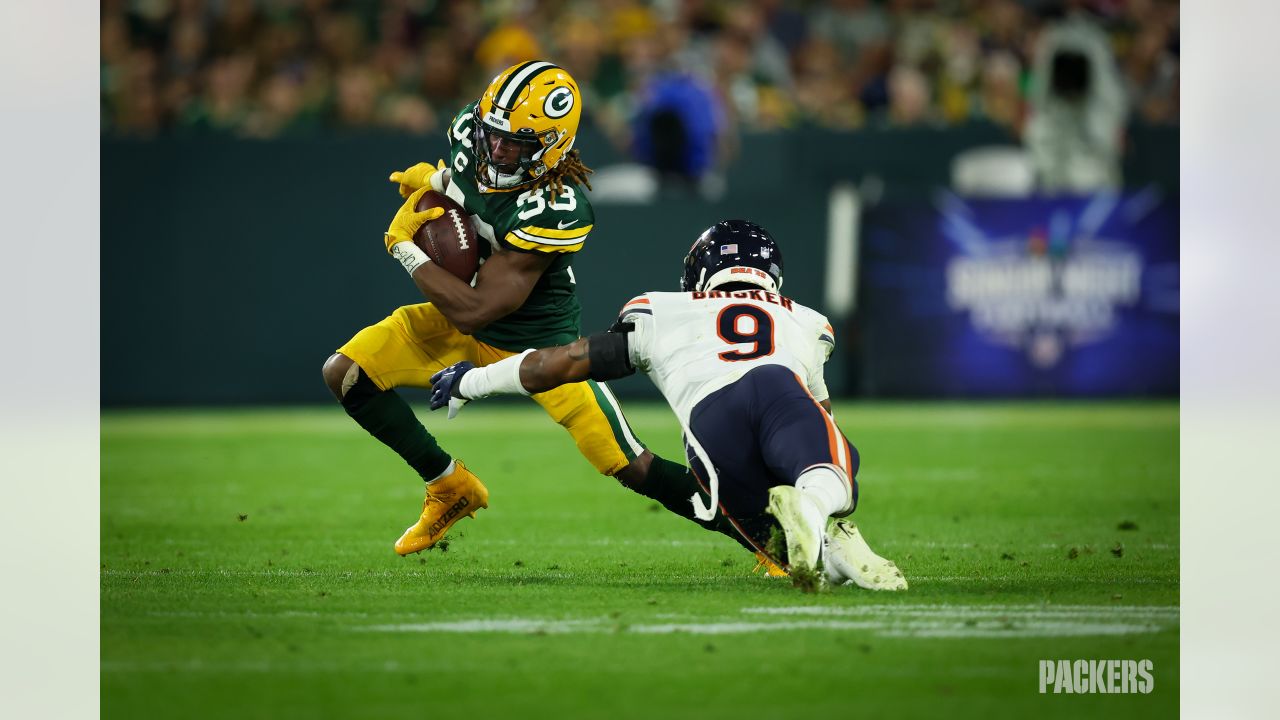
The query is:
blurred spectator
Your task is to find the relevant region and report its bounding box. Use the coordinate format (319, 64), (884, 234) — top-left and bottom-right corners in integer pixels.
(474, 22), (543, 76)
(315, 12), (368, 68)
(1024, 11), (1128, 192)
(1123, 21), (1179, 123)
(712, 23), (761, 128)
(888, 0), (943, 70)
(181, 53), (256, 134)
(99, 0), (1178, 139)
(209, 0), (263, 57)
(168, 16), (208, 79)
(812, 0), (891, 64)
(115, 49), (165, 135)
(793, 38), (862, 129)
(418, 33), (467, 111)
(757, 0), (809, 54)
(242, 71), (311, 138)
(886, 64), (934, 126)
(981, 0), (1028, 59)
(980, 51), (1024, 131)
(630, 72), (725, 184)
(723, 3), (794, 92)
(383, 93), (437, 134)
(332, 65), (381, 128)
(935, 22), (982, 122)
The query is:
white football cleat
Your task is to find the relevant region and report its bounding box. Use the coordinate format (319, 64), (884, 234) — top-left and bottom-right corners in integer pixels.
(824, 520), (908, 591)
(765, 486), (825, 576)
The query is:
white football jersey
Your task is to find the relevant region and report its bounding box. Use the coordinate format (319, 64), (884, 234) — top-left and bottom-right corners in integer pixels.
(619, 289), (836, 424)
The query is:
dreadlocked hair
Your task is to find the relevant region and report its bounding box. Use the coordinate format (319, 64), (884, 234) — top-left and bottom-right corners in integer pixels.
(535, 149), (593, 195)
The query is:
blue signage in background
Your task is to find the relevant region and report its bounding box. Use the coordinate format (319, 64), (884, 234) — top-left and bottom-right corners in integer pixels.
(857, 191), (1179, 397)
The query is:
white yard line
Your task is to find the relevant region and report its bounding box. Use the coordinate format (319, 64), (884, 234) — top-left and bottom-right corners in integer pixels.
(867, 541), (1177, 550)
(741, 604), (1179, 617)
(101, 658), (414, 674)
(906, 574), (1177, 583)
(110, 604), (1179, 672)
(365, 618), (607, 634)
(629, 621), (884, 635)
(345, 603), (1178, 640)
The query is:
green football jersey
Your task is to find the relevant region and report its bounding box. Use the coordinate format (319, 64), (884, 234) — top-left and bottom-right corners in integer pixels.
(441, 102), (595, 351)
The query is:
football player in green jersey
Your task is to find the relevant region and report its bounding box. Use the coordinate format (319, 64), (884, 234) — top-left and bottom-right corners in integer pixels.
(322, 61), (777, 570)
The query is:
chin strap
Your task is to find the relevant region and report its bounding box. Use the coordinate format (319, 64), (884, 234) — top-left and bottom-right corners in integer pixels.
(484, 164), (532, 190)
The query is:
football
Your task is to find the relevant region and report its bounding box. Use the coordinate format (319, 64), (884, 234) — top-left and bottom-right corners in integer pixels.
(414, 191), (480, 282)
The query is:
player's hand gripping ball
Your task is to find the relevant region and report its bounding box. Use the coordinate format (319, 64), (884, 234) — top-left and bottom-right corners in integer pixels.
(384, 186), (444, 249)
(384, 186), (480, 281)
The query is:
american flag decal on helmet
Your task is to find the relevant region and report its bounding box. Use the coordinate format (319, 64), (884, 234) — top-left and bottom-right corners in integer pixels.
(719, 244), (738, 254)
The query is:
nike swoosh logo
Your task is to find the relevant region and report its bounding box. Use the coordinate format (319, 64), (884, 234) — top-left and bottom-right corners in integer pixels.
(557, 219), (579, 230)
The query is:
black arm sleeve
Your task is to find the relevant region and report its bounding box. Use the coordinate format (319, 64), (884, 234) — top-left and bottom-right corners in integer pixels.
(587, 322), (635, 381)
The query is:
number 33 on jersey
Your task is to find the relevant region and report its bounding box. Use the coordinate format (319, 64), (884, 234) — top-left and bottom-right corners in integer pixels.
(617, 289), (837, 423)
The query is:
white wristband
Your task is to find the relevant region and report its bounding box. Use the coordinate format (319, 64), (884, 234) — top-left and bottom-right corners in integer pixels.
(429, 168), (449, 193)
(458, 349), (534, 399)
(388, 239), (430, 275)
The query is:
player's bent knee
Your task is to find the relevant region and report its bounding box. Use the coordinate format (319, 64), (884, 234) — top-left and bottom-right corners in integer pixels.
(321, 353), (358, 401)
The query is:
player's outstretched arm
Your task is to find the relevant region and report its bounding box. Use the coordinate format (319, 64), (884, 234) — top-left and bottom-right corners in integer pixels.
(426, 342), (585, 418)
(515, 339), (592, 393)
(428, 338), (592, 405)
(429, 331), (634, 417)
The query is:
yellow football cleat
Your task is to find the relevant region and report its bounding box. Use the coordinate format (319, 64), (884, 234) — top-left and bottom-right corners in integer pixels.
(394, 461), (489, 556)
(752, 551), (789, 578)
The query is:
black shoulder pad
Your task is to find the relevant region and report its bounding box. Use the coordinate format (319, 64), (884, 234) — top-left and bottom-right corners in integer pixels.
(588, 328), (635, 381)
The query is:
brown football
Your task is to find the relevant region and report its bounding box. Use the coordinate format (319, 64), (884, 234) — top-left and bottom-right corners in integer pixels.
(413, 191), (480, 282)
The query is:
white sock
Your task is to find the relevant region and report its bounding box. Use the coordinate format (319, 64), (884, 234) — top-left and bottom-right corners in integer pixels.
(795, 465), (852, 518)
(427, 459), (456, 484)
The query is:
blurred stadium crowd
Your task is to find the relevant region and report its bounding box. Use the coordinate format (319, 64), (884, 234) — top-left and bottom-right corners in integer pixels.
(101, 0), (1179, 141)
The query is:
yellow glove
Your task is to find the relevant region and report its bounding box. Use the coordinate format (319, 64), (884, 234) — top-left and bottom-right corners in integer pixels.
(384, 186), (445, 253)
(389, 159), (446, 198)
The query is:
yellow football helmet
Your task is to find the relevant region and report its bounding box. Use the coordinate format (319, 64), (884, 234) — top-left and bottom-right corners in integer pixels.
(473, 61), (582, 191)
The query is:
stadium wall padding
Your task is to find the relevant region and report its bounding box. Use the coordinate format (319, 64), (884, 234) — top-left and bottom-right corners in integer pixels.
(102, 124), (1176, 405)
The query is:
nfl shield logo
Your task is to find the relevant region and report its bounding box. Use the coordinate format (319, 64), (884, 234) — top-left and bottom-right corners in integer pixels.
(720, 244), (738, 255)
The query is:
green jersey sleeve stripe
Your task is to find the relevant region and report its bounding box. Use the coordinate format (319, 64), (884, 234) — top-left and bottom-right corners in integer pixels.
(587, 381), (646, 460)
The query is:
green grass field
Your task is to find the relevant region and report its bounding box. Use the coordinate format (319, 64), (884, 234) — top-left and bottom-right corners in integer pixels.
(102, 401), (1178, 719)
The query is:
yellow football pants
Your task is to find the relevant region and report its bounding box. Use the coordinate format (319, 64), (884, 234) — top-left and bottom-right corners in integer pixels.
(336, 303), (644, 476)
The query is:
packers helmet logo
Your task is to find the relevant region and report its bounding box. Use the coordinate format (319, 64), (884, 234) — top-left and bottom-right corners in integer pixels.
(544, 87), (575, 119)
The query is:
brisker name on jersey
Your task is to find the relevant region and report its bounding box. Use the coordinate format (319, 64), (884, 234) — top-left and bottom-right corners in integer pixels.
(692, 289), (794, 311)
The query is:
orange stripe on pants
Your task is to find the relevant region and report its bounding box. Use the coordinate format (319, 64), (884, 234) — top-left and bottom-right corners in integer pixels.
(791, 372), (850, 480)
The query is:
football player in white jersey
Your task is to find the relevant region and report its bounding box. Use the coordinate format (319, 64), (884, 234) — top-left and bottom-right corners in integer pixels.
(428, 220), (905, 590)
